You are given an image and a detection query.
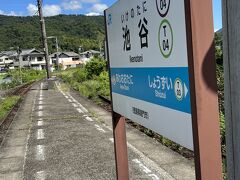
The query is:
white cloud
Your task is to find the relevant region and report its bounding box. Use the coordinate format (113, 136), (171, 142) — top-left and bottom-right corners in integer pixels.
(27, 3), (61, 17)
(61, 0), (100, 11)
(62, 0), (82, 10)
(86, 3), (107, 16)
(91, 3), (108, 13)
(85, 12), (100, 16)
(0, 9), (22, 16)
(8, 11), (19, 16)
(81, 0), (100, 3)
(27, 4), (38, 16)
(43, 5), (62, 16)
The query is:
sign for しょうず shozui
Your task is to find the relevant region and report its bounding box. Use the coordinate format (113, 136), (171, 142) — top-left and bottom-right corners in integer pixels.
(105, 0), (193, 150)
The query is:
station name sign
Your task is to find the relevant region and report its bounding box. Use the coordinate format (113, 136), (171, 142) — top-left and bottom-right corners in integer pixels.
(105, 0), (193, 150)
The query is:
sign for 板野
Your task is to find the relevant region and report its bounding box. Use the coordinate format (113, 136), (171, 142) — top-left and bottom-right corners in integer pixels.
(105, 0), (193, 150)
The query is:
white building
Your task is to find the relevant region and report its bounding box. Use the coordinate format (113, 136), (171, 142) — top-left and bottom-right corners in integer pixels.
(50, 52), (83, 70)
(0, 51), (15, 70)
(0, 49), (53, 71)
(79, 50), (102, 64)
(15, 49), (53, 70)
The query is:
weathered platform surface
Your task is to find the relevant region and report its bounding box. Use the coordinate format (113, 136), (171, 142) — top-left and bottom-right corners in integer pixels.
(0, 79), (195, 180)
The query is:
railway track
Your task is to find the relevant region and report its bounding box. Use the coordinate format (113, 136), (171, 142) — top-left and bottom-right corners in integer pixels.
(1, 82), (32, 97)
(0, 82), (35, 144)
(98, 95), (112, 112)
(98, 95), (111, 104)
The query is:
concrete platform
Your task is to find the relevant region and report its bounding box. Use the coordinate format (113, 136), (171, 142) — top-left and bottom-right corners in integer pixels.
(0, 80), (195, 179)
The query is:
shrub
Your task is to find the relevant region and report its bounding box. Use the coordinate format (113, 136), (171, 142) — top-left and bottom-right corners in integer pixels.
(85, 58), (107, 79)
(96, 71), (110, 98)
(72, 68), (87, 83)
(78, 80), (100, 99)
(21, 69), (45, 83)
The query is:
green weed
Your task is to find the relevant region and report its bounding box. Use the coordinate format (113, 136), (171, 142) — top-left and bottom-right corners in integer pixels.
(0, 96), (20, 120)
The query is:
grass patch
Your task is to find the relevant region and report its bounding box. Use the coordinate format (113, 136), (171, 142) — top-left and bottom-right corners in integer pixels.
(0, 69), (46, 90)
(0, 96), (20, 120)
(60, 83), (70, 92)
(0, 73), (6, 80)
(58, 58), (110, 101)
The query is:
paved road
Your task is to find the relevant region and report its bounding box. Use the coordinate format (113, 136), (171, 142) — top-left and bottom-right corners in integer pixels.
(0, 80), (194, 180)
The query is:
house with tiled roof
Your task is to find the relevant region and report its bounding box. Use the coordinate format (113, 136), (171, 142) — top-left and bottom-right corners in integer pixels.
(50, 51), (83, 70)
(0, 51), (16, 70)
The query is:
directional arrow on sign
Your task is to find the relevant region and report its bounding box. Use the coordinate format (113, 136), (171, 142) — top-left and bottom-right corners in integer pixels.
(184, 83), (188, 97)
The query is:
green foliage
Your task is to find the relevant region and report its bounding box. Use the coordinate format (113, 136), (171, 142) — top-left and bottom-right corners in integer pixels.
(0, 69), (45, 90)
(72, 69), (87, 83)
(0, 73), (6, 80)
(215, 32), (223, 65)
(77, 80), (100, 99)
(216, 64), (224, 113)
(59, 68), (76, 82)
(22, 69), (45, 83)
(8, 69), (45, 83)
(85, 58), (107, 79)
(214, 31), (226, 177)
(0, 81), (19, 90)
(0, 96), (20, 120)
(216, 63), (225, 164)
(96, 71), (110, 98)
(220, 111), (225, 142)
(59, 58), (109, 100)
(0, 15), (104, 52)
(214, 31), (225, 156)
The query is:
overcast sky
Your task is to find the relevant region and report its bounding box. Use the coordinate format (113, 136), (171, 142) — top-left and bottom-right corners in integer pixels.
(0, 0), (222, 31)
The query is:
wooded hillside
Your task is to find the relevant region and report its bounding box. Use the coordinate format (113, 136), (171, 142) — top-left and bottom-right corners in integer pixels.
(0, 14), (105, 52)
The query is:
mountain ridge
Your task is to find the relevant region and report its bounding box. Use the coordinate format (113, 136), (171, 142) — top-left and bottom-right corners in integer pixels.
(0, 14), (105, 52)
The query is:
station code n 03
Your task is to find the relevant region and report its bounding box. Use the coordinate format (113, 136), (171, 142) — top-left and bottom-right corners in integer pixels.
(105, 0), (193, 150)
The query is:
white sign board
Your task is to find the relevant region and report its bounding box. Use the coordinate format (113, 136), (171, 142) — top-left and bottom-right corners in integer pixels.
(106, 0), (193, 150)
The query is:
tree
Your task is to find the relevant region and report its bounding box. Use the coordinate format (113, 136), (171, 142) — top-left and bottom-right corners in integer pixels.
(214, 32), (223, 65)
(0, 15), (105, 52)
(85, 58), (107, 79)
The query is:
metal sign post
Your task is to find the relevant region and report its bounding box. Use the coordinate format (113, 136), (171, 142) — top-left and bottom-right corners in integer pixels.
(112, 113), (129, 180)
(104, 11), (129, 180)
(105, 0), (222, 179)
(185, 0), (222, 179)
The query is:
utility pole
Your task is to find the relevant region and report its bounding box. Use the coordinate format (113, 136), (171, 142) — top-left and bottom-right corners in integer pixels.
(17, 47), (22, 84)
(99, 41), (102, 54)
(55, 37), (60, 71)
(223, 0), (240, 179)
(37, 0), (51, 79)
(47, 36), (60, 71)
